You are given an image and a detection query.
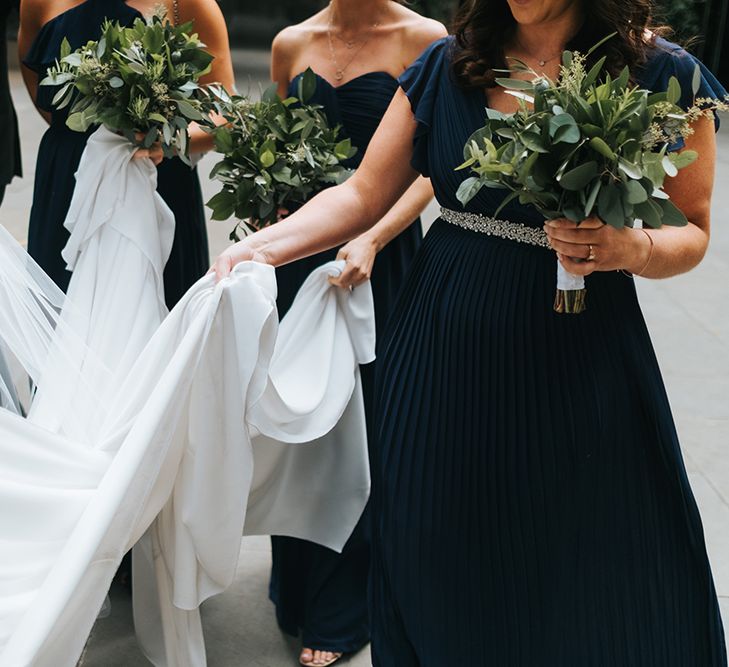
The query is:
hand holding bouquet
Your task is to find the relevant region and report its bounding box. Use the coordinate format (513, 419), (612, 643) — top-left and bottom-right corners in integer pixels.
(206, 69), (357, 240)
(40, 13), (216, 165)
(457, 38), (728, 313)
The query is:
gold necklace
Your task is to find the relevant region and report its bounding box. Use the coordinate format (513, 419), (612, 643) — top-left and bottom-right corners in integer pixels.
(326, 5), (381, 82)
(514, 38), (563, 68)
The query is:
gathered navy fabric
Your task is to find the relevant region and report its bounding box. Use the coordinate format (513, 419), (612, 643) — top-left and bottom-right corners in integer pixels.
(369, 36), (728, 666)
(23, 0), (208, 308)
(270, 71), (423, 654)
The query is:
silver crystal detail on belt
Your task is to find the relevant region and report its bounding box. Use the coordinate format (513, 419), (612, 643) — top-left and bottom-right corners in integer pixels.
(440, 207), (551, 249)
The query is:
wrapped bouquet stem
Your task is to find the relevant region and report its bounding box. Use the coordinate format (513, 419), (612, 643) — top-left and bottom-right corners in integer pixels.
(555, 262), (587, 313)
(456, 38), (728, 313)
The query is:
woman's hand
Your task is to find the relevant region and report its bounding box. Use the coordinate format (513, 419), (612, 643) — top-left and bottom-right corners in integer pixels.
(211, 241), (270, 281)
(132, 132), (164, 166)
(329, 234), (379, 289)
(544, 216), (653, 276)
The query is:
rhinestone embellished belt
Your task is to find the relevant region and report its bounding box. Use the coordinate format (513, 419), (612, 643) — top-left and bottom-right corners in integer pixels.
(440, 207), (550, 250)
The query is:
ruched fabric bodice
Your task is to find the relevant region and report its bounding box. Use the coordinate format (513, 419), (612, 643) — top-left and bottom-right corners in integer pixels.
(22, 0), (208, 307)
(288, 71), (400, 170)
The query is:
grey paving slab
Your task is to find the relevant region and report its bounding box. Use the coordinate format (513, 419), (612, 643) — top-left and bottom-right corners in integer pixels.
(82, 538), (372, 667)
(688, 473), (729, 598)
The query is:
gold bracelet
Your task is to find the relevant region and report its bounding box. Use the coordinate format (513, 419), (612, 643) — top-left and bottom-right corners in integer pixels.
(634, 228), (655, 277)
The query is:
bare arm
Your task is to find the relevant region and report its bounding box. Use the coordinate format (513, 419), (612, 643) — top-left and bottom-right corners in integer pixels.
(331, 176), (434, 287)
(544, 115), (716, 278)
(638, 116), (715, 276)
(214, 89), (420, 277)
(18, 0), (51, 123)
(270, 28), (298, 98)
(182, 0), (236, 154)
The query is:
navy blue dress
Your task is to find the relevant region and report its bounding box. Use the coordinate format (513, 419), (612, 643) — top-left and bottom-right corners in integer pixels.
(23, 0), (209, 308)
(370, 36), (728, 666)
(270, 72), (423, 654)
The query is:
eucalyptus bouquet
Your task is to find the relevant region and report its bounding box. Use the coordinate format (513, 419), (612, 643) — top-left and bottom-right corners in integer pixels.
(456, 40), (727, 313)
(40, 13), (216, 164)
(206, 69), (357, 239)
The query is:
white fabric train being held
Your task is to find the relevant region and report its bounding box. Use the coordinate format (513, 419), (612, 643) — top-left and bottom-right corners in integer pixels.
(0, 127), (374, 667)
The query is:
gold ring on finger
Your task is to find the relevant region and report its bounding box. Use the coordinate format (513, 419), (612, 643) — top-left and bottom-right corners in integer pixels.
(587, 244), (596, 262)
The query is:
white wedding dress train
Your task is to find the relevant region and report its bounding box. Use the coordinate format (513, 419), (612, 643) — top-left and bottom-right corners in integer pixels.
(0, 128), (373, 666)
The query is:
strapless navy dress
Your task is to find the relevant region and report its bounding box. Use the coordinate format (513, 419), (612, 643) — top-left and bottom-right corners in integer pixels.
(23, 0), (208, 308)
(270, 72), (423, 654)
(369, 36), (728, 666)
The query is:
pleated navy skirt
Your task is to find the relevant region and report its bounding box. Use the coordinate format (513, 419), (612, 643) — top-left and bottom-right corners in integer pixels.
(370, 218), (727, 666)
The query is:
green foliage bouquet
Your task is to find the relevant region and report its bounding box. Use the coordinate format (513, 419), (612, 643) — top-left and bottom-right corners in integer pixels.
(456, 39), (727, 313)
(40, 13), (216, 164)
(206, 69), (357, 239)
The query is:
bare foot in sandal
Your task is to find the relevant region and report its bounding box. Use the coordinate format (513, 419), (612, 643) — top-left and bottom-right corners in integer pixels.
(299, 647), (343, 666)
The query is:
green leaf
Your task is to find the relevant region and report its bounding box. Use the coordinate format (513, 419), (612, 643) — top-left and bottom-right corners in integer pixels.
(662, 155), (678, 178)
(334, 138), (355, 160)
(520, 131), (549, 154)
(666, 76), (682, 105)
(495, 77), (536, 91)
(456, 177), (484, 206)
(623, 179), (649, 204)
(298, 68), (318, 103)
(584, 178), (602, 217)
(633, 199), (663, 228)
(206, 190), (237, 221)
(583, 56), (607, 89)
(589, 136), (616, 160)
(214, 127), (234, 154)
(617, 158), (642, 180)
(656, 198), (688, 227)
(66, 112), (91, 133)
(691, 64), (702, 97)
(52, 83), (73, 109)
(96, 36), (107, 59)
(549, 114), (580, 144)
(142, 25), (164, 53)
(262, 83), (279, 104)
(60, 37), (72, 60)
(597, 185), (626, 228)
(176, 99), (204, 121)
(670, 149), (698, 170)
(559, 161), (599, 191)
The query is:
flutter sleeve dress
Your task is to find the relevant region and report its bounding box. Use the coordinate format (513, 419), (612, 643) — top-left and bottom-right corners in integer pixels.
(22, 0), (208, 308)
(368, 35), (728, 666)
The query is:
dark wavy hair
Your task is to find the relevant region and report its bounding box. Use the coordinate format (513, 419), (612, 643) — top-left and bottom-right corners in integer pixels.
(451, 0), (662, 89)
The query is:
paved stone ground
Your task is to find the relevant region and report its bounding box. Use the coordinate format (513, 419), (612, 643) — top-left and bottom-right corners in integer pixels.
(2, 50), (728, 666)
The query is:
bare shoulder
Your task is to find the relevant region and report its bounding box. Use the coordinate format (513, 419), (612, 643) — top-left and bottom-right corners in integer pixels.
(272, 16), (323, 62)
(178, 0), (227, 28)
(391, 5), (448, 62)
(20, 0), (69, 31)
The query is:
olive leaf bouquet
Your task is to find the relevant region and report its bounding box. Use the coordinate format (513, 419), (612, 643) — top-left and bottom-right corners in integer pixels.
(456, 44), (726, 313)
(206, 69), (357, 240)
(40, 13), (216, 164)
